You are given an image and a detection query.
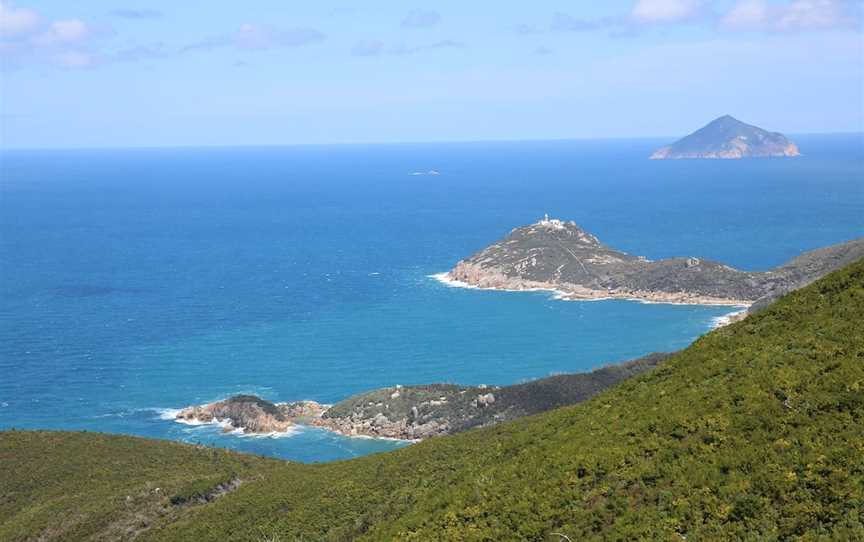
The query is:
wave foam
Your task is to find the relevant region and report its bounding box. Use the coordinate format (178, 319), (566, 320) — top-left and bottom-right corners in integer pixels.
(430, 272), (572, 299)
(154, 408), (182, 421)
(429, 272), (477, 289)
(155, 406), (302, 438)
(237, 426), (304, 439)
(711, 309), (747, 328)
(179, 421), (302, 439)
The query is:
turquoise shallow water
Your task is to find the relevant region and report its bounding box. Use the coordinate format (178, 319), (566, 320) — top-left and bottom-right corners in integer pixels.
(0, 135), (861, 462)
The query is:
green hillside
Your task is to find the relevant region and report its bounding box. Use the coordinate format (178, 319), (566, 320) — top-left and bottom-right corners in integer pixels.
(2, 259), (863, 541)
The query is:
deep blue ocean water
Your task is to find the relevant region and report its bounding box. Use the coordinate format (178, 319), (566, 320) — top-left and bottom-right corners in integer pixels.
(1, 135), (862, 462)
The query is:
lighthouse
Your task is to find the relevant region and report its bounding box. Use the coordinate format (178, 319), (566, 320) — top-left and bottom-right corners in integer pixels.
(539, 213), (565, 230)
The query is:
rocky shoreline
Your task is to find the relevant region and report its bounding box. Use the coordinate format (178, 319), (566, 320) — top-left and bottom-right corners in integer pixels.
(173, 353), (669, 441)
(447, 260), (752, 306)
(445, 216), (864, 311)
(175, 396), (328, 435)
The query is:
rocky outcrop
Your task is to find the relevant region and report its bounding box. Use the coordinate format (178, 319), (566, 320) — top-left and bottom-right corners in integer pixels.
(174, 353), (669, 440)
(446, 216), (864, 306)
(309, 384), (495, 440)
(279, 400), (329, 420)
(323, 352), (671, 438)
(651, 115), (800, 159)
(175, 395), (325, 434)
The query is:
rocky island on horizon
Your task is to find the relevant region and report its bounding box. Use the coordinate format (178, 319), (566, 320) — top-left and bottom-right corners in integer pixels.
(651, 115), (801, 159)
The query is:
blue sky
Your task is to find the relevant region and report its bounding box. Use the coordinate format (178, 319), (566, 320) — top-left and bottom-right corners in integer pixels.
(1, 0), (862, 148)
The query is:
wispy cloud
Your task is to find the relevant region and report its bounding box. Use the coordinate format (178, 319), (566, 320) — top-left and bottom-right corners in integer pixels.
(113, 22), (327, 64)
(0, 1), (103, 68)
(235, 24), (324, 50)
(2, 0), (325, 70)
(630, 0), (708, 24)
(550, 12), (602, 32)
(109, 8), (163, 20)
(181, 24), (325, 54)
(351, 39), (465, 57)
(514, 23), (543, 35)
(518, 1), (861, 37)
(351, 39), (385, 57)
(114, 42), (171, 62)
(393, 39), (464, 54)
(32, 19), (92, 46)
(517, 0), (704, 34)
(401, 9), (441, 29)
(515, 12), (618, 35)
(0, 1), (39, 37)
(721, 0), (861, 32)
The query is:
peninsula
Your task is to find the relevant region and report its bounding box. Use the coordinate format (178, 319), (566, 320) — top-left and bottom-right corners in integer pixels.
(175, 353), (668, 440)
(651, 115), (800, 159)
(446, 215), (864, 307)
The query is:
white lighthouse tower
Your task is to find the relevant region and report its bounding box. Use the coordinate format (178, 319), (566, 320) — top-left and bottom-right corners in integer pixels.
(539, 213), (565, 230)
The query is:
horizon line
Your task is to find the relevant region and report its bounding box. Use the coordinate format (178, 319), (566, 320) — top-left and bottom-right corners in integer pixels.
(1, 130), (861, 153)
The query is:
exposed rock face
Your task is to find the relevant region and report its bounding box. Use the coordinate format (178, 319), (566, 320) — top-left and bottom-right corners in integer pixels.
(310, 384), (483, 440)
(447, 217), (864, 306)
(175, 354), (669, 440)
(320, 353), (672, 438)
(279, 400), (329, 420)
(651, 115), (800, 159)
(175, 395), (317, 434)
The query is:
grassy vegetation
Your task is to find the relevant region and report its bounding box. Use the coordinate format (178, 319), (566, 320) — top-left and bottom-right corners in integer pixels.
(0, 432), (283, 541)
(2, 259), (863, 541)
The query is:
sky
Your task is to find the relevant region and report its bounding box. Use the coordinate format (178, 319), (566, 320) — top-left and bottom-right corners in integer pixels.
(1, 0), (862, 149)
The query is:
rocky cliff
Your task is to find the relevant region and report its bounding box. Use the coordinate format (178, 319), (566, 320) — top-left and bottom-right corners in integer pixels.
(651, 115), (800, 159)
(447, 216), (864, 306)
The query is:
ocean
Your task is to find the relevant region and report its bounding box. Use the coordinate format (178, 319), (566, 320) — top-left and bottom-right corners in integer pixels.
(1, 135), (861, 462)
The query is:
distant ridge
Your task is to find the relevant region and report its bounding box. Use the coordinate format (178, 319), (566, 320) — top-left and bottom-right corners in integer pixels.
(651, 115), (801, 159)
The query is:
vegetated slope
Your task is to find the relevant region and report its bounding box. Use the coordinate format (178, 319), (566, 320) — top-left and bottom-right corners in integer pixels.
(3, 259), (863, 541)
(0, 432), (283, 541)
